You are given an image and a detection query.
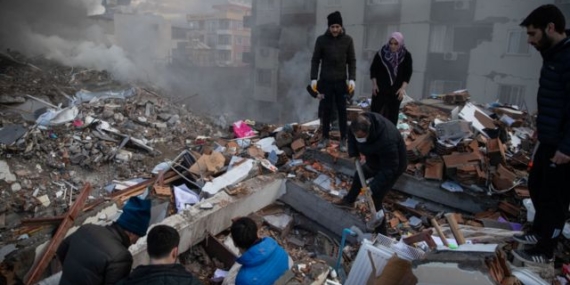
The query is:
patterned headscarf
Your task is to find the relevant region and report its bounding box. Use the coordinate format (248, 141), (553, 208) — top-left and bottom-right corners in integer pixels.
(379, 32), (406, 86)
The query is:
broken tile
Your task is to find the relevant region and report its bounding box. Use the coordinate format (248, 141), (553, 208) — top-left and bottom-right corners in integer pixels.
(291, 139), (305, 152)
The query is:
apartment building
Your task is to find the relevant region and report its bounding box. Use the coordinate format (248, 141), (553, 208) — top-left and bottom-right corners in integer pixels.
(251, 0), (570, 114)
(185, 1), (252, 66)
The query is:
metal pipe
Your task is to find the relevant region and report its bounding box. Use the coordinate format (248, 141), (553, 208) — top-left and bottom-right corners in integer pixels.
(335, 228), (356, 273)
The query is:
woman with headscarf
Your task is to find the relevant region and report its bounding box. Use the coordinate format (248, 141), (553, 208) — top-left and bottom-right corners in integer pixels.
(369, 32), (413, 125)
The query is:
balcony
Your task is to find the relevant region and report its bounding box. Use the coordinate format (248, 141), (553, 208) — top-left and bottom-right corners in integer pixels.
(216, 44), (232, 50)
(430, 0), (475, 23)
(364, 0), (401, 23)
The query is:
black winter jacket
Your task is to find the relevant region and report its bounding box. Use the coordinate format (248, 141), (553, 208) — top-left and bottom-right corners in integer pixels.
(536, 31), (570, 155)
(370, 50), (413, 92)
(348, 112), (407, 178)
(310, 29), (356, 81)
(116, 264), (203, 285)
(57, 223), (133, 285)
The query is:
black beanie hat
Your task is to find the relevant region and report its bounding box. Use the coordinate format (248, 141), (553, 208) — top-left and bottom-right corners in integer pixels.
(327, 11), (343, 27)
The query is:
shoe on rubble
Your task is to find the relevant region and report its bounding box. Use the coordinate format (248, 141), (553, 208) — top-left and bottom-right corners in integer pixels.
(512, 232), (540, 245)
(339, 140), (347, 152)
(512, 248), (553, 265)
(317, 138), (329, 149)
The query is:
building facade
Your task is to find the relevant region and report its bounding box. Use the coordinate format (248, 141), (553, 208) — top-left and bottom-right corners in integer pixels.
(251, 0), (570, 114)
(185, 2), (252, 66)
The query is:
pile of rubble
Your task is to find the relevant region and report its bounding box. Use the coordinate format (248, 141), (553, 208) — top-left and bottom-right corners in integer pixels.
(2, 51), (570, 284)
(0, 52), (223, 238)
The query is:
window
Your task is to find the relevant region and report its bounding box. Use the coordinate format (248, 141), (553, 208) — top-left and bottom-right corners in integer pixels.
(206, 20), (217, 32)
(172, 28), (187, 39)
(188, 21), (199, 30)
(365, 24), (399, 50)
(506, 30), (529, 55)
(498, 84), (525, 107)
(257, 69), (272, 87)
(218, 50), (231, 61)
(327, 0), (341, 6)
(259, 0), (276, 9)
(429, 80), (463, 95)
(429, 25), (454, 53)
(368, 0), (398, 4)
(219, 19), (230, 29)
(218, 35), (231, 45)
(206, 35), (217, 47)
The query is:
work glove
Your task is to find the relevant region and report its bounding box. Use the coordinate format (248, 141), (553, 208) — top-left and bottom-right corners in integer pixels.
(311, 80), (318, 93)
(347, 80), (355, 94)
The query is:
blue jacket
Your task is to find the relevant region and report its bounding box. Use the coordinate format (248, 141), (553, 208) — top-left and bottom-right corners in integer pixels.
(536, 31), (570, 155)
(235, 237), (289, 285)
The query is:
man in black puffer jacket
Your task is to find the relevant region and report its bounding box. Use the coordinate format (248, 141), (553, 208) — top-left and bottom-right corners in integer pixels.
(57, 197), (151, 285)
(334, 112), (407, 234)
(512, 4), (570, 265)
(310, 11), (356, 152)
(117, 225), (202, 285)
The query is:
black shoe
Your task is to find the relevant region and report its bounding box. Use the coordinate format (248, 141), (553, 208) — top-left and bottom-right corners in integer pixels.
(513, 233), (540, 245)
(512, 248), (553, 264)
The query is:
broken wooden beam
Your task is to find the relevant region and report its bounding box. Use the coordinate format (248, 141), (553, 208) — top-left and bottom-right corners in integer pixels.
(403, 229), (437, 250)
(25, 183), (92, 285)
(445, 213), (466, 245)
(20, 216), (65, 227)
(431, 218), (449, 247)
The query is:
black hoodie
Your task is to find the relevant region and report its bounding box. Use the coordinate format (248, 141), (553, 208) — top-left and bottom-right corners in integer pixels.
(535, 29), (570, 155)
(310, 29), (356, 82)
(116, 264), (203, 285)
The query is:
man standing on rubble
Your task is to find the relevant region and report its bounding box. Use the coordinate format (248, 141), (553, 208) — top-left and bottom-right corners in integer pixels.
(334, 112), (407, 234)
(117, 225), (202, 285)
(57, 197), (152, 285)
(310, 11), (356, 152)
(513, 4), (570, 264)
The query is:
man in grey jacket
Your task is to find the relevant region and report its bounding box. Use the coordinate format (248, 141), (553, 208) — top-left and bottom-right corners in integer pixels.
(310, 11), (356, 152)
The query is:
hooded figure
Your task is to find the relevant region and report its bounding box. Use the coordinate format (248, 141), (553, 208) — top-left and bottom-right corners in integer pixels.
(369, 32), (413, 126)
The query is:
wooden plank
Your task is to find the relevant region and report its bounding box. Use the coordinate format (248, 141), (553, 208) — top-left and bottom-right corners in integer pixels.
(445, 213), (466, 245)
(25, 183), (92, 285)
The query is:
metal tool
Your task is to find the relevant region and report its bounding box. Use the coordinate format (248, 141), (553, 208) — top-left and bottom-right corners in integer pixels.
(355, 160), (384, 231)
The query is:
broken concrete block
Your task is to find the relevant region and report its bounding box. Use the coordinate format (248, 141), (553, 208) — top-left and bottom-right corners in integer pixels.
(153, 122), (168, 129)
(424, 157), (444, 181)
(0, 94), (26, 104)
(264, 214), (293, 232)
(11, 183), (22, 192)
(0, 160), (16, 183)
(201, 159), (256, 197)
(287, 236), (305, 247)
(37, 195), (51, 207)
(158, 113), (172, 121)
(442, 151), (482, 177)
(434, 120), (472, 141)
(115, 150), (133, 162)
(291, 139), (305, 152)
(486, 138), (505, 166)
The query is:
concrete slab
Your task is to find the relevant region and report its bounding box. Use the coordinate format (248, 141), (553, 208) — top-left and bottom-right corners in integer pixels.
(280, 180), (366, 243)
(305, 149), (499, 214)
(130, 175), (286, 267)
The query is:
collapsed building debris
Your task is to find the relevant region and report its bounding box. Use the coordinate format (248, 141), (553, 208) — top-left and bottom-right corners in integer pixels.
(2, 53), (569, 285)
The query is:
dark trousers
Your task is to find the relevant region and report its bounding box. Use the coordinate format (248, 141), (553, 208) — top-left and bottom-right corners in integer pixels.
(343, 164), (400, 233)
(371, 89), (401, 126)
(320, 80), (347, 139)
(528, 143), (570, 257)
